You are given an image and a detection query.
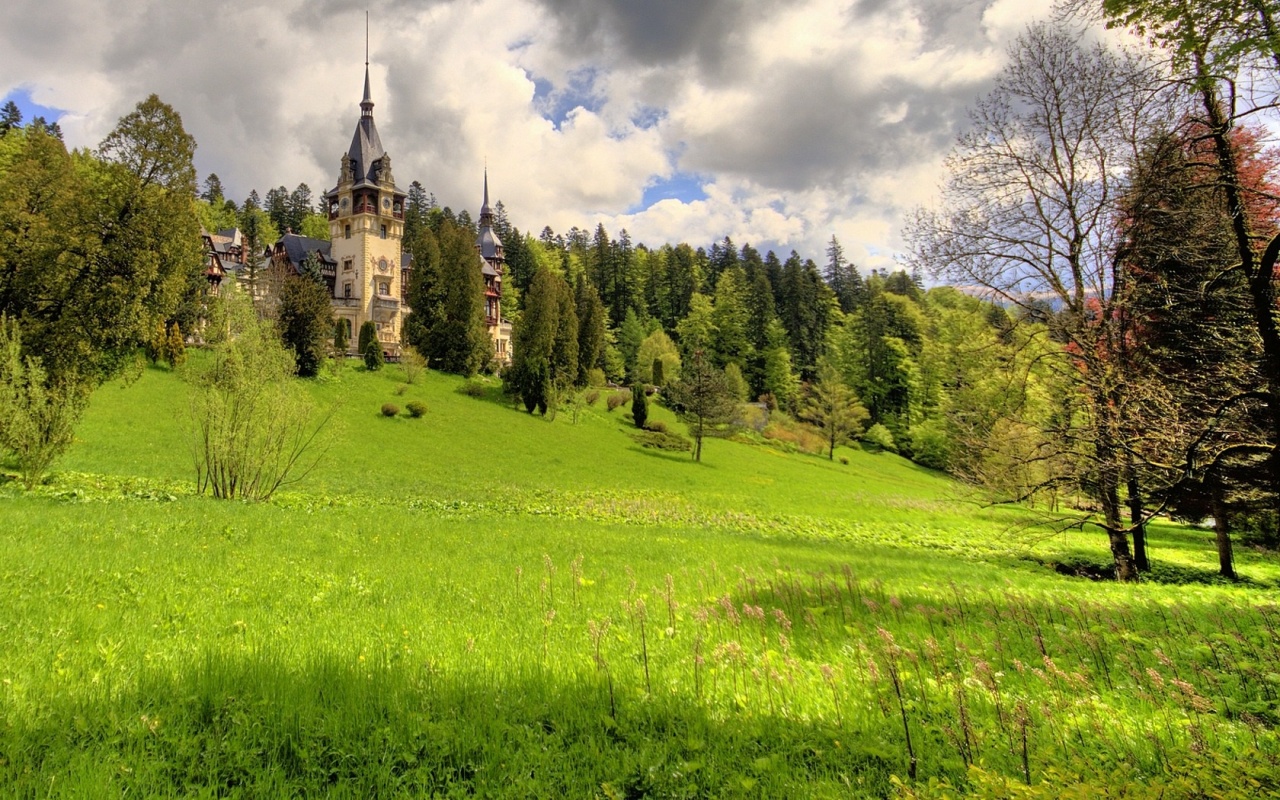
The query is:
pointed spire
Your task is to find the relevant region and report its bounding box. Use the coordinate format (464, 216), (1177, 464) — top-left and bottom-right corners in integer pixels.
(481, 167), (491, 215)
(360, 11), (374, 118)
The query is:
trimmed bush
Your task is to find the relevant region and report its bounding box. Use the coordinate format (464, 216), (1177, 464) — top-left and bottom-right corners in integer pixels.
(645, 420), (668, 433)
(585, 390), (600, 406)
(363, 339), (384, 371)
(628, 429), (692, 452)
(405, 400), (428, 418)
(631, 384), (648, 429)
(606, 391), (629, 412)
(459, 379), (486, 398)
(380, 403), (399, 417)
(586, 368), (607, 388)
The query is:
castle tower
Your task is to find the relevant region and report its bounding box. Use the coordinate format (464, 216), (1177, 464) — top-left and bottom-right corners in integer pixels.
(324, 60), (408, 354)
(476, 170), (511, 362)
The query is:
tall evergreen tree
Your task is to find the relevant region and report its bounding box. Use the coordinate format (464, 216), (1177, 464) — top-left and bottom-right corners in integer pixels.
(575, 276), (606, 385)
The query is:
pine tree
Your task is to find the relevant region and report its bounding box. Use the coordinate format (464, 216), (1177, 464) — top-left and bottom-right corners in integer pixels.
(575, 276), (606, 385)
(0, 100), (21, 134)
(667, 349), (737, 463)
(800, 362), (870, 460)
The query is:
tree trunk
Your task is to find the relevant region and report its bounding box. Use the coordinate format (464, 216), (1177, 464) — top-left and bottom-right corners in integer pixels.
(1128, 470), (1149, 572)
(1211, 479), (1236, 580)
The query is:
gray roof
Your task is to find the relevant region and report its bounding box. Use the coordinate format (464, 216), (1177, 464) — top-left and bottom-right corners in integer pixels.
(348, 65), (386, 190)
(475, 171), (503, 261)
(278, 233), (335, 268)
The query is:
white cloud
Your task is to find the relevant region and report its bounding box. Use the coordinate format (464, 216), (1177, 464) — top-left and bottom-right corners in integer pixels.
(1, 0), (1082, 271)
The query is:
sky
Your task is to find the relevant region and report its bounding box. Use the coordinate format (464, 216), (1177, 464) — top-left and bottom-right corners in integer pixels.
(1, 0), (1059, 270)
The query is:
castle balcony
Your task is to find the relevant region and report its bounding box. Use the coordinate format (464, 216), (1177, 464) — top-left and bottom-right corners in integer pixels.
(374, 296), (400, 310)
(485, 315), (500, 327)
(334, 297), (361, 307)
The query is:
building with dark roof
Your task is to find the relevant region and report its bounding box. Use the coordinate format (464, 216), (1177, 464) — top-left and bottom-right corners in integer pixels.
(475, 171), (511, 362)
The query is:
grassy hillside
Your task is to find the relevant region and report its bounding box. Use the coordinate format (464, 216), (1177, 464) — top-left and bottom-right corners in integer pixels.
(0, 360), (1277, 796)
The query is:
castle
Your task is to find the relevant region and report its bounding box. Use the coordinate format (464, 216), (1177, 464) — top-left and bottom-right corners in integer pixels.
(255, 62), (511, 362)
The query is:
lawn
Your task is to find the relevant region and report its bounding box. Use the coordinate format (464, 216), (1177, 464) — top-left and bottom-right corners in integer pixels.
(0, 360), (1277, 797)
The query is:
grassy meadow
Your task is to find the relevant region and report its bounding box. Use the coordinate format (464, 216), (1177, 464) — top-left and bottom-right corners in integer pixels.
(0, 359), (1278, 796)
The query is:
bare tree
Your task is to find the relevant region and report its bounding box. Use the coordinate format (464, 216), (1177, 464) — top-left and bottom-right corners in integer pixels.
(906, 22), (1173, 580)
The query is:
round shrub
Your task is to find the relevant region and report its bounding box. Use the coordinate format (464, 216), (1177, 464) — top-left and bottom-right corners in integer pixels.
(381, 403), (400, 417)
(460, 379), (486, 398)
(606, 391), (629, 412)
(585, 390), (600, 406)
(405, 400), (428, 418)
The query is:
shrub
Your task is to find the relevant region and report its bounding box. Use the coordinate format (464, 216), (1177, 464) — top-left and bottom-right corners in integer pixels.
(629, 429), (692, 452)
(606, 391), (629, 411)
(394, 383), (408, 396)
(839, 456), (849, 465)
(863, 422), (898, 453)
(586, 368), (607, 388)
(909, 419), (951, 470)
(186, 294), (331, 502)
(585, 390), (600, 406)
(645, 420), (668, 433)
(401, 345), (427, 384)
(381, 403), (400, 417)
(357, 320), (377, 356)
(459, 379), (486, 397)
(631, 384), (648, 429)
(0, 317), (86, 489)
(762, 419), (826, 455)
(405, 400), (428, 418)
(363, 339), (384, 371)
(333, 319), (349, 354)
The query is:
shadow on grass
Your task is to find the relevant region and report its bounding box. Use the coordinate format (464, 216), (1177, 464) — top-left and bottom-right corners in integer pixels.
(0, 651), (892, 797)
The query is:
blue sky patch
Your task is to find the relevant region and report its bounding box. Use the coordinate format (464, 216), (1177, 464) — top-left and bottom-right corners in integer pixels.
(633, 172), (707, 213)
(1, 86), (66, 126)
(531, 66), (606, 130)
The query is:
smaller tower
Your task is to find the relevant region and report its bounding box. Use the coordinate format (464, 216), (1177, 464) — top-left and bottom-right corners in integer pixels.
(475, 171), (511, 362)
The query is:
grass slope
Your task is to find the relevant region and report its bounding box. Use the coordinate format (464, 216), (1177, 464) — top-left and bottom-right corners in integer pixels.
(0, 360), (1275, 797)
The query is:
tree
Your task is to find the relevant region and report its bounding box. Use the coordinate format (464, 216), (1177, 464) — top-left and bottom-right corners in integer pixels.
(0, 316), (85, 489)
(904, 22), (1166, 581)
(0, 101), (21, 134)
(636, 329), (681, 385)
(631, 383), (648, 429)
(0, 98), (202, 386)
(711, 265), (753, 369)
(164, 323), (187, 369)
(201, 173), (224, 204)
(576, 276), (606, 385)
(667, 349), (737, 462)
(405, 221), (490, 375)
(1103, 0), (1280, 546)
(186, 293), (330, 501)
(800, 363), (871, 460)
(276, 253), (334, 378)
(98, 94), (196, 193)
(761, 319), (798, 410)
(358, 320), (377, 358)
(334, 318), (349, 354)
(510, 266), (576, 414)
(364, 338), (384, 371)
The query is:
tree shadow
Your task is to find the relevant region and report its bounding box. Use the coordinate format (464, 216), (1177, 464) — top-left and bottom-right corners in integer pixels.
(0, 650), (893, 797)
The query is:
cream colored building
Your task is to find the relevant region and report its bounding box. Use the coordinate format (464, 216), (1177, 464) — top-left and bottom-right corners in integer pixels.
(322, 66), (409, 355)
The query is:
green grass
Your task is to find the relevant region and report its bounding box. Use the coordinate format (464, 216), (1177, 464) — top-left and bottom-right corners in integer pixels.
(1, 359), (1278, 796)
